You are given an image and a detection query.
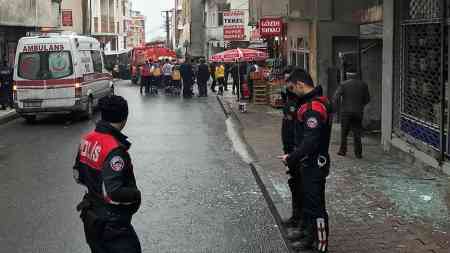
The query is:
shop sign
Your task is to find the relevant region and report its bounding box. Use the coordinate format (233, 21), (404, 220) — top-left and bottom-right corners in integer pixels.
(259, 17), (283, 37)
(62, 10), (73, 27)
(224, 10), (245, 41)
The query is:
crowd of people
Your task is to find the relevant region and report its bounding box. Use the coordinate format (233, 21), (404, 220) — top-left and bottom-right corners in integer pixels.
(135, 57), (261, 100)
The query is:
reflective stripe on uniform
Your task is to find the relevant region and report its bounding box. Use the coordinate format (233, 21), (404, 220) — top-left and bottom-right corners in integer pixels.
(316, 218), (327, 252)
(102, 182), (135, 206)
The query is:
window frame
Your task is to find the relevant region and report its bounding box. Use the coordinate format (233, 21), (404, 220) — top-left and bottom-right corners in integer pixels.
(17, 51), (74, 80)
(91, 50), (103, 73)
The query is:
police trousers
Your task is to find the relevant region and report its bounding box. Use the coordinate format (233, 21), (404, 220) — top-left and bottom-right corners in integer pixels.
(301, 161), (329, 252)
(79, 197), (141, 253)
(287, 163), (303, 223)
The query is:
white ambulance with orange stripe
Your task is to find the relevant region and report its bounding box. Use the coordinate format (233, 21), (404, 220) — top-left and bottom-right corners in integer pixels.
(13, 33), (114, 122)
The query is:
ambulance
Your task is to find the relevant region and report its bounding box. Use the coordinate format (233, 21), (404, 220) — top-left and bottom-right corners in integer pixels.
(13, 32), (114, 122)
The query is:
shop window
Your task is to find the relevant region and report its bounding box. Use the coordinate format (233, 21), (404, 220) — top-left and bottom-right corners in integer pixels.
(218, 12), (223, 26)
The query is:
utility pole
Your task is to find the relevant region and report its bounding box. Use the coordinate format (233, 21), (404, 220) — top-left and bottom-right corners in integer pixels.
(162, 10), (171, 48)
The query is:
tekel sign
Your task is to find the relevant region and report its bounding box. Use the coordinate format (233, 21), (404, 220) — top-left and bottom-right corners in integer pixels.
(259, 17), (283, 38)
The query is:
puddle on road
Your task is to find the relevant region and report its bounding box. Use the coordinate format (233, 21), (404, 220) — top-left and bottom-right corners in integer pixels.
(225, 118), (253, 164)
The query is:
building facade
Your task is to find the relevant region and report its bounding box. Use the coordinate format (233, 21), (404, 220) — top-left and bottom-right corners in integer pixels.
(170, 0), (183, 51)
(127, 11), (146, 48)
(180, 0), (206, 58)
(204, 0), (226, 58)
(90, 0), (130, 51)
(0, 0), (62, 66)
(382, 0), (450, 173)
(60, 0), (84, 34)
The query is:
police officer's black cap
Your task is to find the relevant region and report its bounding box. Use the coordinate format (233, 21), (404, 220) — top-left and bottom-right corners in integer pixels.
(286, 68), (314, 87)
(98, 95), (129, 123)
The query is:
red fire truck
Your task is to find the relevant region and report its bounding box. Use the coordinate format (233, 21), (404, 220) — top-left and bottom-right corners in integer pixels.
(130, 42), (177, 84)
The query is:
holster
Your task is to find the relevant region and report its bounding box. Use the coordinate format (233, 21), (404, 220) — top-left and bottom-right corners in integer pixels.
(77, 195), (106, 242)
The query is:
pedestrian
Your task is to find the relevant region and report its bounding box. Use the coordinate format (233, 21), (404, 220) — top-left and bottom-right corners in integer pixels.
(171, 64), (182, 95)
(333, 73), (370, 159)
(231, 63), (239, 95)
(197, 59), (210, 97)
(209, 62), (216, 93)
(247, 61), (258, 101)
(0, 60), (13, 109)
(73, 95), (142, 253)
(239, 62), (247, 98)
(153, 61), (162, 88)
(147, 60), (158, 95)
(180, 58), (194, 98)
(162, 59), (173, 88)
(215, 63), (225, 96)
(139, 61), (151, 95)
(224, 63), (231, 91)
(280, 68), (332, 253)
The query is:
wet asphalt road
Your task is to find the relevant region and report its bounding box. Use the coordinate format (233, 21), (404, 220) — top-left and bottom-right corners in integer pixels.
(0, 80), (287, 253)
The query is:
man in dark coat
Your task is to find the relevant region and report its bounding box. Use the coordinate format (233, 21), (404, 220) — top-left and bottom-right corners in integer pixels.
(333, 74), (370, 158)
(180, 58), (194, 98)
(231, 63), (239, 95)
(0, 60), (13, 109)
(197, 59), (210, 97)
(209, 62), (217, 93)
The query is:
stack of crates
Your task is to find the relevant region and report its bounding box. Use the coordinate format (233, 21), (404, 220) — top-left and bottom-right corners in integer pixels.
(250, 71), (268, 105)
(253, 80), (268, 105)
(268, 80), (284, 108)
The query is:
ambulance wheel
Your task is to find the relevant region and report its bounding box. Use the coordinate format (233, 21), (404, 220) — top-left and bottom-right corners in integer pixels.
(85, 98), (94, 120)
(23, 115), (36, 124)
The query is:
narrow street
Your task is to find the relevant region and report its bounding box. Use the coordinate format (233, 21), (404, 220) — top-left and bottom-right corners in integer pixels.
(0, 80), (287, 253)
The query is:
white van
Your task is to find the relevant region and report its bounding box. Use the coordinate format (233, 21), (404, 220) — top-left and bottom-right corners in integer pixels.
(13, 33), (114, 122)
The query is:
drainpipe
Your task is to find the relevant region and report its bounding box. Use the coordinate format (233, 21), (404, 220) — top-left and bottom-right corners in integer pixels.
(440, 0), (447, 164)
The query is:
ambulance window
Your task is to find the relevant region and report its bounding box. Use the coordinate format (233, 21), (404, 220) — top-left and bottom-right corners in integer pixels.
(18, 53), (41, 80)
(48, 52), (72, 79)
(91, 51), (103, 73)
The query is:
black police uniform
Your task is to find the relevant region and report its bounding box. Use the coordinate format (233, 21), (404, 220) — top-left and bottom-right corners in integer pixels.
(281, 89), (303, 227)
(73, 121), (142, 253)
(286, 86), (332, 253)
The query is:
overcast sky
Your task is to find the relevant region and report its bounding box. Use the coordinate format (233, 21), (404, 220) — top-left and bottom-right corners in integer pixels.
(131, 0), (174, 42)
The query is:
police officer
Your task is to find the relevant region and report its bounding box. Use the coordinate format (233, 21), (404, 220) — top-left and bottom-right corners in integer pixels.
(73, 95), (142, 253)
(0, 60), (12, 109)
(281, 88), (307, 242)
(280, 68), (332, 253)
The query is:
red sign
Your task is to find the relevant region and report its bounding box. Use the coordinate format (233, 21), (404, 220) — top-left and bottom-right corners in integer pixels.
(62, 10), (73, 27)
(224, 11), (245, 41)
(259, 18), (283, 37)
(224, 27), (245, 40)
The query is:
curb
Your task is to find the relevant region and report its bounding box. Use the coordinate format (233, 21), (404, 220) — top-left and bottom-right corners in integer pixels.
(217, 96), (295, 253)
(0, 111), (19, 125)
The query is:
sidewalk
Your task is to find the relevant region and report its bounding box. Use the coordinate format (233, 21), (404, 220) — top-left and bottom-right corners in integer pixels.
(0, 108), (17, 124)
(219, 91), (450, 253)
